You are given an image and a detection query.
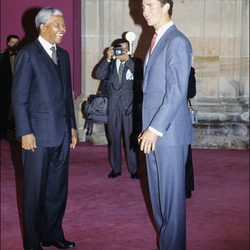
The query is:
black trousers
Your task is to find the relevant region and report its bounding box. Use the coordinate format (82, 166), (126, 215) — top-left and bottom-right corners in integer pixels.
(185, 144), (194, 192)
(0, 87), (11, 138)
(22, 132), (70, 249)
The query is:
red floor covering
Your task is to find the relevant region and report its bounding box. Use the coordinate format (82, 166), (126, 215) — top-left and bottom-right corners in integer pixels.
(0, 140), (249, 250)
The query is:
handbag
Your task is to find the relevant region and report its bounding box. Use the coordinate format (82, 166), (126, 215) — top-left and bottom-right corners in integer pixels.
(84, 94), (108, 124)
(188, 99), (198, 127)
(83, 94), (108, 136)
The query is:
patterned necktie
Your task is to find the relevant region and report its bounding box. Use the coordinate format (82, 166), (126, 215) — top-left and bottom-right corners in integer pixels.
(50, 46), (58, 65)
(118, 61), (124, 82)
(150, 32), (158, 54)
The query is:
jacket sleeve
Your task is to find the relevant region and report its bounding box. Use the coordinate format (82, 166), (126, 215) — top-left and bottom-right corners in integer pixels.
(65, 51), (77, 130)
(11, 49), (33, 137)
(94, 58), (111, 80)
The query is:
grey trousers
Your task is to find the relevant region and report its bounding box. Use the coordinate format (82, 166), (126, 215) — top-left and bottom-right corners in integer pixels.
(107, 101), (138, 174)
(146, 145), (188, 250)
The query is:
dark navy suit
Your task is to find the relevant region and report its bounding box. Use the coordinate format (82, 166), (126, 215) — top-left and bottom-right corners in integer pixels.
(12, 39), (76, 249)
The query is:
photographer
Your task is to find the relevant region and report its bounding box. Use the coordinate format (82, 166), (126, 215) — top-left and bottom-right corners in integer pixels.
(94, 38), (142, 179)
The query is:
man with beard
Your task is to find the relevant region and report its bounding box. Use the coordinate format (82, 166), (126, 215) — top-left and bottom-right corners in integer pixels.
(0, 34), (20, 139)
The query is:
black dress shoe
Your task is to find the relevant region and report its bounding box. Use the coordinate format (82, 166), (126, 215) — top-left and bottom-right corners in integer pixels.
(42, 239), (75, 249)
(108, 170), (121, 178)
(130, 171), (139, 179)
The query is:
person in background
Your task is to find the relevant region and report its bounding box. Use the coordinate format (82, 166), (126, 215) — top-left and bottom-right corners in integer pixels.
(12, 8), (77, 250)
(185, 66), (196, 199)
(138, 0), (194, 249)
(94, 38), (142, 179)
(0, 34), (20, 139)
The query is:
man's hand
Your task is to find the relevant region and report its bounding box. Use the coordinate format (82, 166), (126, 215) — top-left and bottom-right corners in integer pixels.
(106, 47), (114, 60)
(22, 133), (37, 152)
(138, 129), (158, 154)
(70, 129), (77, 149)
(117, 53), (130, 62)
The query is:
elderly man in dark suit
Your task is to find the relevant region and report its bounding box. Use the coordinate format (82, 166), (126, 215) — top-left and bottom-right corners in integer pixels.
(12, 8), (77, 250)
(94, 38), (142, 179)
(0, 34), (20, 139)
(138, 0), (194, 249)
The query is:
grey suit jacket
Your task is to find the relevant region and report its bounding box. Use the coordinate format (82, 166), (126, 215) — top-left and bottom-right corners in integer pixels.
(95, 57), (142, 113)
(142, 24), (194, 146)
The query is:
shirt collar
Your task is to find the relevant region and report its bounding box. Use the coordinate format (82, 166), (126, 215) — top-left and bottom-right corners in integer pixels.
(38, 35), (56, 57)
(155, 21), (174, 40)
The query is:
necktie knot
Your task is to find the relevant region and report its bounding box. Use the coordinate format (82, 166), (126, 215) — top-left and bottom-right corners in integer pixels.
(150, 32), (158, 54)
(50, 46), (56, 52)
(50, 46), (58, 64)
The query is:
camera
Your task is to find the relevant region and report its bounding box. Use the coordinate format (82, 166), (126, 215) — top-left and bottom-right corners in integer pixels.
(113, 45), (123, 56)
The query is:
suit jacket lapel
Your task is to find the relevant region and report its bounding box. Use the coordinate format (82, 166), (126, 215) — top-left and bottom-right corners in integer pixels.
(144, 25), (177, 78)
(35, 40), (64, 96)
(57, 49), (66, 96)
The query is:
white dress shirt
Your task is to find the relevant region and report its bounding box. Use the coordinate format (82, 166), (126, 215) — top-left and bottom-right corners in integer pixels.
(38, 35), (56, 58)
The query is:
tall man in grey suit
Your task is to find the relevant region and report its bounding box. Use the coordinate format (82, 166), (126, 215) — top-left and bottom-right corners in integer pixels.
(95, 38), (142, 179)
(12, 8), (77, 250)
(138, 0), (193, 249)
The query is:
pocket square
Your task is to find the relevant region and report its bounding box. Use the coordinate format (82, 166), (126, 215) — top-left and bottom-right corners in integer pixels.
(126, 69), (134, 80)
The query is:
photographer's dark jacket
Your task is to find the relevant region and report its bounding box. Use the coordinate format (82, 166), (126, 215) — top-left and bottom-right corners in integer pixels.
(95, 57), (142, 114)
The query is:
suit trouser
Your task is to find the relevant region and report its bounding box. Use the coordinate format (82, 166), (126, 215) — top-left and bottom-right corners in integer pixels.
(146, 145), (188, 250)
(107, 101), (138, 174)
(22, 132), (70, 249)
(185, 145), (194, 192)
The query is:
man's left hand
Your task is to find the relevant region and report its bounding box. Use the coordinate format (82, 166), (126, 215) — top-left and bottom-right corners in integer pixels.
(138, 129), (158, 154)
(70, 129), (77, 149)
(117, 53), (129, 62)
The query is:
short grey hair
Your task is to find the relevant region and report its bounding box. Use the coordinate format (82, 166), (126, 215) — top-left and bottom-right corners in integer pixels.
(35, 7), (63, 31)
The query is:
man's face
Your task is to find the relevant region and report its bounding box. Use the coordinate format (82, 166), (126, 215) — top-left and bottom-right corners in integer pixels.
(142, 0), (169, 30)
(120, 42), (129, 54)
(40, 15), (66, 45)
(7, 38), (19, 51)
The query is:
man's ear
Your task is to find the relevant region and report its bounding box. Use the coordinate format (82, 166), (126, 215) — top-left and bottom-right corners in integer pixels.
(40, 24), (46, 33)
(163, 3), (170, 15)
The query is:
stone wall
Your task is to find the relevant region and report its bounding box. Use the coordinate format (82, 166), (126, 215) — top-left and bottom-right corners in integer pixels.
(76, 0), (249, 149)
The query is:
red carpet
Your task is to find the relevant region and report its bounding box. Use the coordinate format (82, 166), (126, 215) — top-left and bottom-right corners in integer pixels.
(0, 140), (249, 250)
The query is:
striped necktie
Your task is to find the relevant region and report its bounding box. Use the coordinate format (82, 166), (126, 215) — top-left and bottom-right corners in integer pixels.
(50, 46), (58, 65)
(118, 61), (124, 82)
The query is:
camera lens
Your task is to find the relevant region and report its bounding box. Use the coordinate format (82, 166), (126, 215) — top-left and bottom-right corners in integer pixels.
(114, 45), (123, 56)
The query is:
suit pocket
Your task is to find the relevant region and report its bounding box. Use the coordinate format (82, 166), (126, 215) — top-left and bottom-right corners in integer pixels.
(126, 69), (134, 80)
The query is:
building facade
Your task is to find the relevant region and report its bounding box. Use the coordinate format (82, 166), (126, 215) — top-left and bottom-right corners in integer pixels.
(76, 0), (249, 149)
